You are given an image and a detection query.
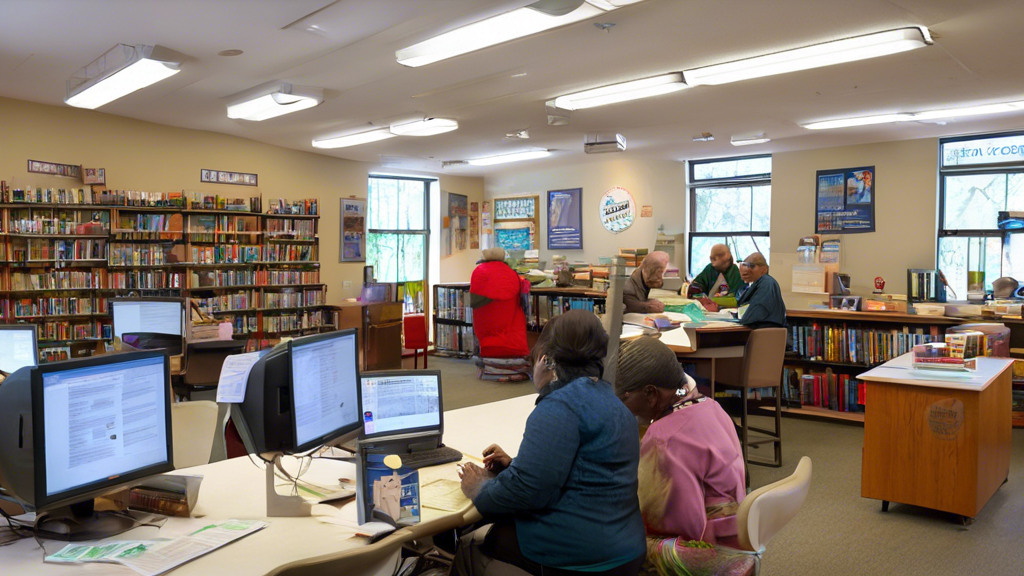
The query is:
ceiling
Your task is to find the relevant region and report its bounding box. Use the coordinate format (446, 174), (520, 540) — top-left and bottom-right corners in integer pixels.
(3, 0), (1024, 176)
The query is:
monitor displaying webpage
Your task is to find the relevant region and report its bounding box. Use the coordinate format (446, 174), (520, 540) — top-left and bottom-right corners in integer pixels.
(42, 355), (169, 497)
(111, 301), (183, 338)
(0, 328), (37, 373)
(292, 333), (360, 449)
(361, 374), (440, 436)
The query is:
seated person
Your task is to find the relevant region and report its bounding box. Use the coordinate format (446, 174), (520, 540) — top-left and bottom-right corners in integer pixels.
(623, 251), (670, 314)
(471, 247), (529, 359)
(687, 243), (744, 300)
(615, 336), (745, 546)
(736, 252), (786, 329)
(455, 311), (646, 576)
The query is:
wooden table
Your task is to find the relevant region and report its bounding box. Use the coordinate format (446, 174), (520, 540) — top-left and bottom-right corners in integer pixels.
(859, 353), (1014, 521)
(662, 324), (751, 391)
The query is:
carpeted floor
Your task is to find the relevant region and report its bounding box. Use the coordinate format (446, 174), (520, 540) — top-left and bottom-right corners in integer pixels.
(431, 354), (1024, 576)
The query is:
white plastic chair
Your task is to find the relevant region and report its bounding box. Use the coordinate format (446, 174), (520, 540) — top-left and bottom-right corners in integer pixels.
(171, 401), (219, 469)
(736, 456), (813, 574)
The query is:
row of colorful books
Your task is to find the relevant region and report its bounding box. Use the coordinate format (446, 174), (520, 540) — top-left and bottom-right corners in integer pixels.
(265, 218), (315, 239)
(267, 198), (318, 216)
(190, 245), (262, 264)
(109, 271), (185, 290)
(436, 286), (473, 322)
(35, 321), (112, 342)
(5, 238), (105, 262)
(435, 323), (476, 355)
(789, 322), (941, 365)
(10, 296), (108, 318)
(10, 270), (105, 291)
(6, 217), (108, 235)
(782, 366), (865, 412)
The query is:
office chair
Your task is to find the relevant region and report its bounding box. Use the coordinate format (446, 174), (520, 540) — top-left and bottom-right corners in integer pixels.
(171, 401), (219, 469)
(715, 328), (787, 468)
(737, 456), (813, 575)
(175, 339), (247, 401)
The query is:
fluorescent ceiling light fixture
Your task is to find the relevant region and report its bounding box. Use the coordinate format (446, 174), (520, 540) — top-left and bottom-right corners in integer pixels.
(65, 44), (180, 109)
(312, 129), (396, 149)
(553, 73), (687, 110)
(731, 135), (771, 146)
(467, 150), (552, 166)
(683, 27), (931, 86)
(396, 1), (610, 67)
(804, 99), (1024, 129)
(912, 101), (1024, 121)
(587, 0), (645, 8)
(390, 117), (459, 136)
(226, 85), (323, 121)
(804, 114), (913, 130)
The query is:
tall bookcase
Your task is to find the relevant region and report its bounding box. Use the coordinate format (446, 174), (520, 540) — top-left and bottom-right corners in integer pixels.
(0, 187), (331, 361)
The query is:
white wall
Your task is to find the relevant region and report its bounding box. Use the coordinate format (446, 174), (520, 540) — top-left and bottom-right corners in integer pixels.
(484, 158), (686, 266)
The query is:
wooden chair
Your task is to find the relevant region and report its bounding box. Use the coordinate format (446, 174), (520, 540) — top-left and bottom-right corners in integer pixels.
(171, 400), (219, 469)
(736, 456), (813, 575)
(404, 313), (432, 369)
(715, 327), (787, 467)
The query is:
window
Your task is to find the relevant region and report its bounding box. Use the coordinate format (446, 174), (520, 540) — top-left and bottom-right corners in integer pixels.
(367, 175), (431, 283)
(938, 133), (1024, 297)
(688, 155), (772, 278)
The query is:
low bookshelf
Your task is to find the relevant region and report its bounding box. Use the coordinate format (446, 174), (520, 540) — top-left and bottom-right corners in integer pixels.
(769, 309), (969, 425)
(433, 283), (474, 358)
(529, 286), (607, 330)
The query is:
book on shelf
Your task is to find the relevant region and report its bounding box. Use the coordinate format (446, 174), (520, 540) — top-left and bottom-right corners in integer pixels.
(788, 322), (941, 365)
(4, 187), (95, 205)
(186, 192), (261, 213)
(436, 286), (473, 323)
(435, 324), (476, 355)
(266, 218), (315, 240)
(267, 198), (318, 216)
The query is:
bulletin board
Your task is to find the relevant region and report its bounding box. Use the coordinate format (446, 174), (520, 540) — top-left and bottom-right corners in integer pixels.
(492, 195), (540, 251)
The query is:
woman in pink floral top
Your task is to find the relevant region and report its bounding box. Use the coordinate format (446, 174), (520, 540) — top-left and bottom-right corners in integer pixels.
(616, 336), (746, 546)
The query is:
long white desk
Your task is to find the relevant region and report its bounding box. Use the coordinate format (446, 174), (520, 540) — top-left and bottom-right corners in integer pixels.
(0, 394), (540, 576)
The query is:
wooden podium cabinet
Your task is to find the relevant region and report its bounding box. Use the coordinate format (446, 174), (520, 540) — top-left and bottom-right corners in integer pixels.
(859, 353), (1013, 521)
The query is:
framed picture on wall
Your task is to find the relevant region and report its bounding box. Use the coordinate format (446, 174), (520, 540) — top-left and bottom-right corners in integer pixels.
(815, 166), (875, 234)
(547, 188), (582, 250)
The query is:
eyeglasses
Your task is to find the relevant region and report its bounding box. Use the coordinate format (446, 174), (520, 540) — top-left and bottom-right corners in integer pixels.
(739, 261), (762, 269)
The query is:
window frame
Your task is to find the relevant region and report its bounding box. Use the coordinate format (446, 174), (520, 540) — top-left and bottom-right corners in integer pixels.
(688, 154), (772, 278)
(937, 131), (1024, 292)
(366, 174), (433, 284)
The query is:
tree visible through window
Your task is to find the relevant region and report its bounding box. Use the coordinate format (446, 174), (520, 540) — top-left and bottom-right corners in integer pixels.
(366, 176), (430, 283)
(938, 133), (1024, 297)
(689, 156), (771, 277)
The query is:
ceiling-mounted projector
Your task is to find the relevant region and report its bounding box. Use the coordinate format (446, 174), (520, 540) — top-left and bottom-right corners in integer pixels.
(584, 133), (626, 154)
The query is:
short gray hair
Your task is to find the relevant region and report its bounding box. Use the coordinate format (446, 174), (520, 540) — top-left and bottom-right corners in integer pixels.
(746, 252), (768, 269)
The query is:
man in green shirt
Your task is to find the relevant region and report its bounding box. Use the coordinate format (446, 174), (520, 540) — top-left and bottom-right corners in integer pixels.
(687, 243), (745, 298)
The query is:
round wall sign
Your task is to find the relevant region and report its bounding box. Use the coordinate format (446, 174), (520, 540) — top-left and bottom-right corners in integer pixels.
(600, 187), (636, 234)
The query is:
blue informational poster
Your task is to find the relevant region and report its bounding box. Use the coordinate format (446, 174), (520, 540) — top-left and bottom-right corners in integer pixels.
(495, 226), (532, 251)
(547, 188), (583, 250)
(815, 166), (875, 234)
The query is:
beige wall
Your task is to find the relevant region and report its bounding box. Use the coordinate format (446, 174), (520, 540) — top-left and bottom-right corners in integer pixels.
(0, 96), (483, 302)
(484, 158), (686, 267)
(438, 178), (486, 283)
(771, 138), (940, 296)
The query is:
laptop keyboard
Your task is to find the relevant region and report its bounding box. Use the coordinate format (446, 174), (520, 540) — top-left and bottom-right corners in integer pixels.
(397, 446), (463, 469)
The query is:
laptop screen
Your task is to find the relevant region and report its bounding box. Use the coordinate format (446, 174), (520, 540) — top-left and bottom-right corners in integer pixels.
(360, 372), (440, 438)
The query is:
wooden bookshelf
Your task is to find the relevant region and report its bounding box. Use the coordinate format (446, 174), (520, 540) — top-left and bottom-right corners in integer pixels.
(529, 286), (607, 330)
(433, 282), (474, 358)
(0, 187), (329, 362)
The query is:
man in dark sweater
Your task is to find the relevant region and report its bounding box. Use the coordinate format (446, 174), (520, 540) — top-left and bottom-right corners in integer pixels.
(737, 252), (786, 329)
(622, 251), (670, 313)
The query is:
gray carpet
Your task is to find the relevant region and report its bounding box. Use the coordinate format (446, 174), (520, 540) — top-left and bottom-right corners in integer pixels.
(432, 355), (1024, 576)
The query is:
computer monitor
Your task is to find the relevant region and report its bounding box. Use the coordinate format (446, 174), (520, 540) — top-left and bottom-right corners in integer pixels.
(290, 330), (362, 452)
(0, 325), (38, 374)
(110, 297), (185, 356)
(360, 370), (443, 441)
(232, 328), (362, 455)
(0, 350), (173, 538)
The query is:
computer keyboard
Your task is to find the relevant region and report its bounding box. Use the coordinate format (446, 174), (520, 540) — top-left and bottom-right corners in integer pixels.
(398, 446), (463, 469)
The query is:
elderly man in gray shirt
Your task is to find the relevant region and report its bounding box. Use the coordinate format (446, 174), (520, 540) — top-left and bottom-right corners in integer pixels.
(622, 251), (670, 313)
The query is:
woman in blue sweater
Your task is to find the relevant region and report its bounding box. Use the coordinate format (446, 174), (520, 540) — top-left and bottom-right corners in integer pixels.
(455, 310), (646, 575)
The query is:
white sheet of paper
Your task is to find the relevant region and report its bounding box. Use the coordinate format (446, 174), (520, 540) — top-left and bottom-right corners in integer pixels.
(622, 313), (651, 327)
(215, 350), (267, 403)
(658, 327), (693, 349)
(421, 479), (470, 512)
(620, 324), (648, 340)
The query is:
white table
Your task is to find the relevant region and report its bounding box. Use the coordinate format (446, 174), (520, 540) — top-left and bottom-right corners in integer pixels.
(0, 394), (540, 575)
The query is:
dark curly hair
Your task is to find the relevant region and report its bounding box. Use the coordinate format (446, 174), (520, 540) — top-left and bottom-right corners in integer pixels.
(541, 309), (609, 383)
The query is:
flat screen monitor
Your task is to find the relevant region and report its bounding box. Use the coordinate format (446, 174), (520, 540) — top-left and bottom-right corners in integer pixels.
(289, 330), (361, 453)
(34, 351), (173, 510)
(0, 325), (38, 374)
(111, 298), (185, 356)
(360, 370), (442, 439)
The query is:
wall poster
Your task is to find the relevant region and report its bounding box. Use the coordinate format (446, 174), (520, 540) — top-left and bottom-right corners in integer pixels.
(599, 187), (636, 234)
(448, 192), (468, 254)
(547, 188), (582, 250)
(495, 197), (535, 220)
(340, 198), (366, 262)
(469, 201), (480, 249)
(495, 222), (535, 251)
(815, 166), (875, 234)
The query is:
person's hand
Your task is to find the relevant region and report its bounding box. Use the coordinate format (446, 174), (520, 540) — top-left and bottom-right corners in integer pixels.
(458, 462), (494, 500)
(648, 299), (665, 313)
(482, 444), (512, 473)
(697, 297), (719, 312)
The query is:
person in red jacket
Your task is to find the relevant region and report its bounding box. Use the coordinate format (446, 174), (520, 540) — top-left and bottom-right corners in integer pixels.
(471, 247), (529, 359)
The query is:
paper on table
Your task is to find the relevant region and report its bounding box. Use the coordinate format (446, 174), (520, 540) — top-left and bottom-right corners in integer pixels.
(421, 479), (470, 512)
(215, 350), (268, 403)
(46, 540), (165, 564)
(620, 324), (648, 340)
(116, 519), (268, 576)
(622, 313), (651, 327)
(658, 326), (693, 349)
